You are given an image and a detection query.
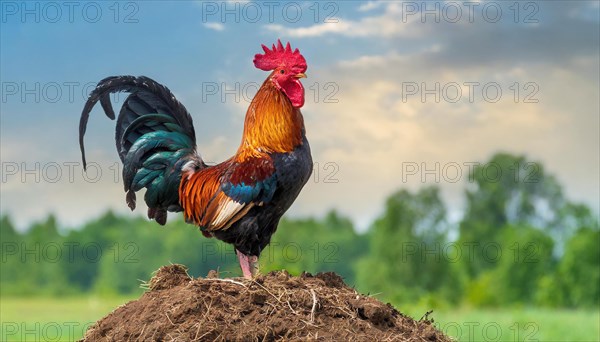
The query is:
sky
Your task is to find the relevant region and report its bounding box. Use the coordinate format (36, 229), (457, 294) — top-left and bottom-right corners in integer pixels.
(1, 0), (599, 232)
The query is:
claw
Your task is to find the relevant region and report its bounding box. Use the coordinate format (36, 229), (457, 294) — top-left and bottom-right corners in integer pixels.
(236, 249), (258, 279)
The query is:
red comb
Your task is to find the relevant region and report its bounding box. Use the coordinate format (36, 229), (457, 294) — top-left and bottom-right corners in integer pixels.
(253, 39), (307, 73)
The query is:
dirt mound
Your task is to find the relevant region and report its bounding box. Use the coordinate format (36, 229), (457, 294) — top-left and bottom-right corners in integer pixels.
(82, 265), (450, 341)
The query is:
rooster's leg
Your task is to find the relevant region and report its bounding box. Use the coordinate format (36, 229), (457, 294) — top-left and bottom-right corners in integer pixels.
(236, 249), (258, 279)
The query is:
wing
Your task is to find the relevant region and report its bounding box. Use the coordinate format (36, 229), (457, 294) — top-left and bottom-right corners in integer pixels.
(180, 156), (277, 231)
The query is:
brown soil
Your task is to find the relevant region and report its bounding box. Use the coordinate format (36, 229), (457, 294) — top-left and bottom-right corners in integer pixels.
(82, 265), (450, 341)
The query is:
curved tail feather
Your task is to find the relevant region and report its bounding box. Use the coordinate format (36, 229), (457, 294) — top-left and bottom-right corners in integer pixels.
(79, 75), (202, 225)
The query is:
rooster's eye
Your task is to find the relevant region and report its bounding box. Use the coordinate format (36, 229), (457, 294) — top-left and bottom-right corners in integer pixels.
(280, 70), (285, 74)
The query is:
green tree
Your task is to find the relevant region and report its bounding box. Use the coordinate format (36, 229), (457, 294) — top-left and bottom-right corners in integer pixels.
(466, 225), (555, 306)
(93, 216), (170, 294)
(0, 215), (25, 295)
(263, 211), (366, 284)
(20, 215), (73, 295)
(556, 228), (600, 308)
(60, 211), (124, 291)
(458, 153), (566, 277)
(355, 186), (454, 303)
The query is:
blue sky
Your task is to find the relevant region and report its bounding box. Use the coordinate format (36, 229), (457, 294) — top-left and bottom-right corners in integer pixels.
(1, 1), (599, 231)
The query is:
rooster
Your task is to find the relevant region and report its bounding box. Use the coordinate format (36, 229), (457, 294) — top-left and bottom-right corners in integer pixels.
(79, 40), (312, 279)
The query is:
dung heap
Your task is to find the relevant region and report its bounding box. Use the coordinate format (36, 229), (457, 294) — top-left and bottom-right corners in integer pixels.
(82, 265), (450, 341)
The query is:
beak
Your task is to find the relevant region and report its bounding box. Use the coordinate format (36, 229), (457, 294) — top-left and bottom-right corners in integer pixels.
(295, 73), (307, 79)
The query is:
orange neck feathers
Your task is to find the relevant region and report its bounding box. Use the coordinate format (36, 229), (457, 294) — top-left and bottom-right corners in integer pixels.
(236, 77), (305, 160)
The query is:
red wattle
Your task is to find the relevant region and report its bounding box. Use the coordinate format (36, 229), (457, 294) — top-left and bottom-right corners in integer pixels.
(280, 79), (305, 108)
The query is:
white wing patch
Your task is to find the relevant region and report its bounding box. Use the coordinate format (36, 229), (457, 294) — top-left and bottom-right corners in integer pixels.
(209, 198), (254, 230)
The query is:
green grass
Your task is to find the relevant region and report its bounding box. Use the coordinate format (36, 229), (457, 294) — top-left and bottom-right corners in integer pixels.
(401, 305), (600, 342)
(1, 296), (135, 341)
(1, 297), (598, 341)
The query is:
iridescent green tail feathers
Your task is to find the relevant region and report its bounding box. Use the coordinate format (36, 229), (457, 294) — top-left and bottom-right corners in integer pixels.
(79, 76), (202, 225)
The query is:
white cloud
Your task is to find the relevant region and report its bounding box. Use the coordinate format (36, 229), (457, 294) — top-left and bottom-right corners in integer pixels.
(264, 22), (350, 38)
(337, 52), (405, 69)
(357, 1), (382, 12)
(203, 22), (225, 31)
(265, 3), (420, 38)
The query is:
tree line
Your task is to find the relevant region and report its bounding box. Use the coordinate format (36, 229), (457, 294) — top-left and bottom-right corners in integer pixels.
(1, 152), (598, 308)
